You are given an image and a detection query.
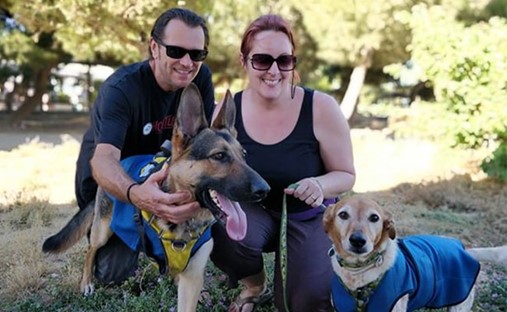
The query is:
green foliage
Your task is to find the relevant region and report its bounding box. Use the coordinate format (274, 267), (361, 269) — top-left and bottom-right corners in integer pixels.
(5, 0), (176, 65)
(481, 141), (507, 182)
(407, 5), (507, 150)
(485, 0), (507, 19)
(291, 0), (439, 69)
(382, 4), (507, 180)
(0, 30), (59, 70)
(2, 1), (217, 67)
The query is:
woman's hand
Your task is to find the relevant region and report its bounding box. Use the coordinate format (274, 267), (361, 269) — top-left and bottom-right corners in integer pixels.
(284, 177), (324, 208)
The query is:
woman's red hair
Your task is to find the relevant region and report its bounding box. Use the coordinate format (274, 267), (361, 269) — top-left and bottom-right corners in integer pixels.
(240, 14), (296, 62)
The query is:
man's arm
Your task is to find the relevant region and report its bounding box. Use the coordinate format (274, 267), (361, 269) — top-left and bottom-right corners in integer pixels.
(90, 143), (200, 224)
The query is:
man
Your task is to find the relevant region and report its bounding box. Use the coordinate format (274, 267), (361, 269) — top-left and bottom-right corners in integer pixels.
(75, 7), (215, 284)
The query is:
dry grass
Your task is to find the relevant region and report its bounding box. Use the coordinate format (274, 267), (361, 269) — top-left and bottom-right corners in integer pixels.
(0, 125), (505, 311)
(0, 134), (80, 205)
(0, 133), (84, 302)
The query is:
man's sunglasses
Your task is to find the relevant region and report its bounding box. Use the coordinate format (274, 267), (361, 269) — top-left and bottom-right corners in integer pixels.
(249, 54), (297, 71)
(153, 37), (208, 62)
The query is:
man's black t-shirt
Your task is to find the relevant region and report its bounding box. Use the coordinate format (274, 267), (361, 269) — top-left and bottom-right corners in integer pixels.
(75, 60), (214, 209)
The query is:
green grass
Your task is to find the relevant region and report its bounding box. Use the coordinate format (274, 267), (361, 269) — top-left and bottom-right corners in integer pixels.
(3, 255), (277, 312)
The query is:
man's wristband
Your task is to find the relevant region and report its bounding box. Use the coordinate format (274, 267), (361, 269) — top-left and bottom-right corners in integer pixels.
(126, 182), (139, 204)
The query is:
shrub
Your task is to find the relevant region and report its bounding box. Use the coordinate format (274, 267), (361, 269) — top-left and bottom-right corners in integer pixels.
(481, 140), (507, 182)
(387, 4), (507, 180)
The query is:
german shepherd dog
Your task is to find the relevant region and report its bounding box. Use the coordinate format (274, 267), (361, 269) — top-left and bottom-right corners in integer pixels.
(323, 195), (507, 312)
(42, 84), (270, 312)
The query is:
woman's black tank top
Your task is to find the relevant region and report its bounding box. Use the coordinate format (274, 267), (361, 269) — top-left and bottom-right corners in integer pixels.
(234, 88), (326, 214)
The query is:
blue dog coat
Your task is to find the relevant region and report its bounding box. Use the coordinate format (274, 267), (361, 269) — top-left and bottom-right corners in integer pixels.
(331, 235), (480, 312)
(109, 155), (212, 276)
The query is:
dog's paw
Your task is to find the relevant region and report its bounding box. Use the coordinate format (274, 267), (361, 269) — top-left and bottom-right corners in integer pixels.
(81, 283), (95, 296)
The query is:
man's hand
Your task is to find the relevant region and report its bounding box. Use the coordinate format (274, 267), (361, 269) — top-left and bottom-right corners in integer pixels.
(129, 164), (201, 224)
(91, 143), (200, 224)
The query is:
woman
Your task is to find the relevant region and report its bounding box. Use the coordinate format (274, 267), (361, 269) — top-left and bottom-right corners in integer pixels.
(211, 14), (355, 312)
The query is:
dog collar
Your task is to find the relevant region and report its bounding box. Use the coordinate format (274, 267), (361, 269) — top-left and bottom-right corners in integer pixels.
(328, 245), (384, 273)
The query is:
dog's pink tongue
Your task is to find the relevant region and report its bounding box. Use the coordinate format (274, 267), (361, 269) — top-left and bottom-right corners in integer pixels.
(216, 193), (247, 241)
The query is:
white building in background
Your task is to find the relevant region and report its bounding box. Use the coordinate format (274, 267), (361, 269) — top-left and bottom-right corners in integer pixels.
(47, 63), (114, 112)
(0, 62), (114, 112)
(56, 63), (114, 81)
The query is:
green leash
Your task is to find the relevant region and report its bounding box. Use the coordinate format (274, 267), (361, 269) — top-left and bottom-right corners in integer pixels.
(280, 188), (291, 312)
(281, 183), (328, 312)
(280, 183), (306, 311)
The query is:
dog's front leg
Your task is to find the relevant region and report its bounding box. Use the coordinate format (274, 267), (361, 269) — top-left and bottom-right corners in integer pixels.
(177, 239), (214, 312)
(391, 294), (409, 312)
(448, 285), (475, 312)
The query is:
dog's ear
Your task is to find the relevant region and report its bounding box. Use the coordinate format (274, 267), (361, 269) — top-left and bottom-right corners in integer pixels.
(322, 203), (338, 234)
(383, 210), (396, 240)
(322, 206), (332, 234)
(211, 89), (237, 137)
(176, 83), (208, 139)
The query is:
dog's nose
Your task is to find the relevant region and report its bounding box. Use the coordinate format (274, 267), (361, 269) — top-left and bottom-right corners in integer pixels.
(251, 179), (270, 200)
(349, 232), (366, 248)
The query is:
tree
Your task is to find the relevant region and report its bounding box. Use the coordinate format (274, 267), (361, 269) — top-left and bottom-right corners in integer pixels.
(0, 27), (68, 120)
(1, 0), (199, 126)
(405, 4), (507, 180)
(290, 0), (439, 120)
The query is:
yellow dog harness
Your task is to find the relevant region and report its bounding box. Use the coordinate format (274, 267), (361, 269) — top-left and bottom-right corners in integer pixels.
(140, 210), (214, 276)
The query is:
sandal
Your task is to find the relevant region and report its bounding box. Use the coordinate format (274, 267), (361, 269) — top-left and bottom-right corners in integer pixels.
(228, 286), (273, 312)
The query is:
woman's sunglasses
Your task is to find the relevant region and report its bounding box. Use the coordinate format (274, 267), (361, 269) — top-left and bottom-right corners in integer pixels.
(249, 54), (297, 71)
(153, 37), (208, 62)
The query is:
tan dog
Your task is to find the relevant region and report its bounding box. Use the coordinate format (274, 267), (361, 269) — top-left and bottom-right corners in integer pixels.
(43, 84), (270, 312)
(323, 195), (507, 312)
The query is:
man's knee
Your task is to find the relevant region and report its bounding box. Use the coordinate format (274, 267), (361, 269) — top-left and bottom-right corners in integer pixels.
(94, 234), (139, 285)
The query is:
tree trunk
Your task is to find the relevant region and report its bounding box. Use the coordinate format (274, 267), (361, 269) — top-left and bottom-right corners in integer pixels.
(340, 47), (373, 121)
(4, 85), (16, 112)
(9, 65), (53, 127)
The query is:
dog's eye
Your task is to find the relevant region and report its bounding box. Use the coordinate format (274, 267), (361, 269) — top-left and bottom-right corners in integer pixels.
(368, 214), (380, 223)
(211, 152), (225, 160)
(338, 211), (349, 220)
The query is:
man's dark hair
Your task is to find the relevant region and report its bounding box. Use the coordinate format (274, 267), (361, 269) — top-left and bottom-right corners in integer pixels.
(149, 7), (209, 58)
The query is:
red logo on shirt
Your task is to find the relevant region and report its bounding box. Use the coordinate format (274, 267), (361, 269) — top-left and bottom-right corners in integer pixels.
(153, 115), (175, 133)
